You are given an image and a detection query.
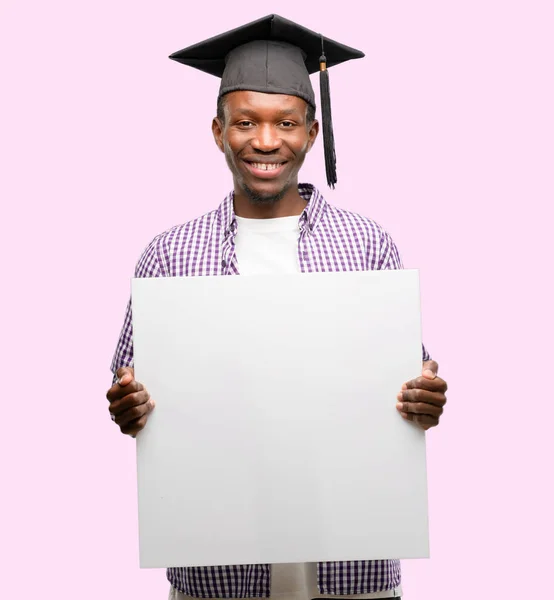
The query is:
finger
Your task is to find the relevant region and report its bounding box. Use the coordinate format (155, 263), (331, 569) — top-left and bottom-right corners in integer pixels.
(118, 373), (133, 386)
(106, 379), (144, 403)
(399, 388), (447, 407)
(114, 397), (155, 427)
(422, 360), (439, 376)
(121, 415), (148, 437)
(403, 376), (448, 394)
(109, 389), (150, 416)
(116, 366), (134, 380)
(396, 400), (444, 418)
(116, 366), (135, 387)
(400, 412), (440, 428)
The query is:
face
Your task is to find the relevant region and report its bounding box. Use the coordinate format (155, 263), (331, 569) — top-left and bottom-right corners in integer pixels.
(212, 91), (319, 203)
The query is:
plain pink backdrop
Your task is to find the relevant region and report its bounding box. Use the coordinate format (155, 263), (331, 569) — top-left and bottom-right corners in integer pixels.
(1, 1), (552, 598)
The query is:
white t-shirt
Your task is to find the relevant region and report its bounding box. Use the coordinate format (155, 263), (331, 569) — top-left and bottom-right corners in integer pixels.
(171, 214), (402, 600)
(234, 214), (301, 275)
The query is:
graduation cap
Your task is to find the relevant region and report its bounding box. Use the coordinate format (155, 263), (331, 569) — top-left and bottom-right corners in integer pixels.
(169, 14), (365, 188)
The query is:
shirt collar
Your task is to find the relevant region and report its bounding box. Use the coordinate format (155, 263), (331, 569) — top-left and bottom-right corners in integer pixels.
(218, 183), (327, 239)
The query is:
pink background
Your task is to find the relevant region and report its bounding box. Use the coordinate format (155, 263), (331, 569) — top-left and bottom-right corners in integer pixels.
(1, 1), (552, 598)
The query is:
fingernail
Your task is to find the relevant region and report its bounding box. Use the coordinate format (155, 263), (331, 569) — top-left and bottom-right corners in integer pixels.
(423, 369), (436, 378)
(401, 383), (408, 390)
(396, 403), (403, 411)
(396, 393), (403, 401)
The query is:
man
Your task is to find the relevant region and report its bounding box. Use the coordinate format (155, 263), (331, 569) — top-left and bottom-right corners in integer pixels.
(107, 15), (448, 600)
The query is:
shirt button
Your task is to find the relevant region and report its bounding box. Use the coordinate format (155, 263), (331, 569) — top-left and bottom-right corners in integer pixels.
(221, 259), (227, 268)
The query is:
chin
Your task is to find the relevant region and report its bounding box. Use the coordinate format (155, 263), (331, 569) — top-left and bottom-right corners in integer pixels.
(243, 180), (290, 205)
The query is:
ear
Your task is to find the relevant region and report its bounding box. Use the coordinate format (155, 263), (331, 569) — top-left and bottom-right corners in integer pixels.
(212, 117), (225, 153)
(306, 119), (320, 153)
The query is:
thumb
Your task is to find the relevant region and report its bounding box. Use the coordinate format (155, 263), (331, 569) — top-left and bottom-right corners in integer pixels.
(116, 366), (134, 386)
(422, 360), (439, 379)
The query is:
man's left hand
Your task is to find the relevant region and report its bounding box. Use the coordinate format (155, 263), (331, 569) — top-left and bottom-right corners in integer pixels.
(396, 360), (448, 430)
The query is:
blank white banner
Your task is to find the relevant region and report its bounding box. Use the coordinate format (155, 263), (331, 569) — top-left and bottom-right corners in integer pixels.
(132, 270), (429, 568)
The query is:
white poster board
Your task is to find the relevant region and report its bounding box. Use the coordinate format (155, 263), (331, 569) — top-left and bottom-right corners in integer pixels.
(132, 270), (429, 568)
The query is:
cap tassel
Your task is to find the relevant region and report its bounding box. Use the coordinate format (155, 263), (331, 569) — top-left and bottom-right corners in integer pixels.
(319, 35), (337, 188)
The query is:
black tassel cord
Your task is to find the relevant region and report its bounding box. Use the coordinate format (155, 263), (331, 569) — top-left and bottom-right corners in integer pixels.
(319, 35), (337, 188)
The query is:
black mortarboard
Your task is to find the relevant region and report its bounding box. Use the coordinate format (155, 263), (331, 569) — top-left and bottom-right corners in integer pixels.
(169, 14), (365, 188)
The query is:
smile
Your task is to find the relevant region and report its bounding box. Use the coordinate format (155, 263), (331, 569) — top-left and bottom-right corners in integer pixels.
(249, 162), (284, 171)
(243, 160), (287, 179)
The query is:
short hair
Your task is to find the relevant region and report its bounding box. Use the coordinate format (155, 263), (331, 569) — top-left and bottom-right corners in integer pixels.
(217, 94), (316, 126)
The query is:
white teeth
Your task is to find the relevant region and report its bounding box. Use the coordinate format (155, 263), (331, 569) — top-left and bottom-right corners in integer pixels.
(253, 162), (281, 171)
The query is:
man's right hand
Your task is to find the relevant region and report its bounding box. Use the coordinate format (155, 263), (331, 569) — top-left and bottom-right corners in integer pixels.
(106, 367), (156, 437)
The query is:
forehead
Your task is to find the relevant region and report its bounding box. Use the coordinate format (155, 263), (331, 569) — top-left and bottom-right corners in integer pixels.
(223, 90), (308, 115)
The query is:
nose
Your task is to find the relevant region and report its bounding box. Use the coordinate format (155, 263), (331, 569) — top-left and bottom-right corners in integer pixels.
(250, 124), (282, 152)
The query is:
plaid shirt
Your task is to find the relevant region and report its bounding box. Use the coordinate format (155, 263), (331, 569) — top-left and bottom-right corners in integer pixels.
(111, 183), (430, 597)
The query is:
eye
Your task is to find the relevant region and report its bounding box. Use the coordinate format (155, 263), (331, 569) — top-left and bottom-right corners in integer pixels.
(280, 121), (296, 128)
(237, 120), (254, 128)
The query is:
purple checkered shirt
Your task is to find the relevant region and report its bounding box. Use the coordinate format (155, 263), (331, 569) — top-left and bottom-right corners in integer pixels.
(111, 183), (430, 597)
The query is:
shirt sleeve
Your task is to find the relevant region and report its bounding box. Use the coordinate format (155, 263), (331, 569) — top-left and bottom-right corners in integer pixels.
(378, 229), (431, 362)
(110, 236), (164, 380)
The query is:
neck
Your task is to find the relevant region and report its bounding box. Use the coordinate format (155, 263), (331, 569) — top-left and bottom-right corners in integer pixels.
(233, 180), (307, 219)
